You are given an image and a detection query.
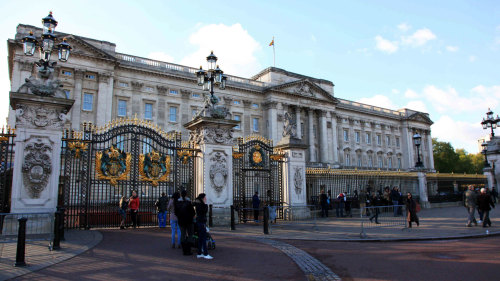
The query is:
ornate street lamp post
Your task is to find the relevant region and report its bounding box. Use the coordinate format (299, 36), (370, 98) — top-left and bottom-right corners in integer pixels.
(481, 108), (500, 138)
(21, 12), (72, 79)
(196, 51), (227, 107)
(481, 141), (491, 168)
(413, 132), (424, 168)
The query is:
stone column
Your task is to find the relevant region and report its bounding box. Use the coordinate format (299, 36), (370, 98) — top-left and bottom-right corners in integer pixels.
(106, 74), (114, 124)
(417, 172), (430, 208)
(8, 60), (35, 128)
(184, 117), (239, 225)
(402, 125), (414, 169)
(485, 136), (500, 191)
(319, 110), (328, 163)
(96, 73), (111, 126)
(71, 69), (85, 130)
(265, 101), (278, 144)
(307, 108), (316, 162)
(295, 106), (302, 140)
(331, 112), (339, 164)
(426, 130), (435, 170)
(9, 92), (74, 214)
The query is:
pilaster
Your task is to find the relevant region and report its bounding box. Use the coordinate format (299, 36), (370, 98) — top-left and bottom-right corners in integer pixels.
(318, 110), (328, 163)
(307, 108), (316, 162)
(71, 69), (85, 130)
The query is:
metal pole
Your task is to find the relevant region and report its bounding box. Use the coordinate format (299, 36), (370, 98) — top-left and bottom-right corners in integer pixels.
(52, 210), (61, 250)
(14, 217), (28, 267)
(57, 207), (66, 241)
(208, 204), (213, 227)
(263, 207), (269, 235)
(230, 205), (235, 230)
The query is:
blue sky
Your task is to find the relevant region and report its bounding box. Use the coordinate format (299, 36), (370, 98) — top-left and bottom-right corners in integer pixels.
(1, 0), (499, 153)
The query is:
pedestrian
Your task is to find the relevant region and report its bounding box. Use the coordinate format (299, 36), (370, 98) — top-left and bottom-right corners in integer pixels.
(320, 190), (328, 217)
(155, 192), (168, 228)
(118, 196), (129, 230)
(383, 187), (391, 205)
(478, 188), (495, 228)
(336, 192), (345, 217)
(327, 190), (332, 210)
(405, 192), (420, 228)
(359, 190), (367, 216)
(252, 191), (260, 222)
(464, 185), (478, 227)
(175, 190), (195, 256)
(492, 187), (498, 203)
(129, 190), (140, 228)
(167, 192), (181, 248)
(194, 193), (213, 260)
(369, 193), (380, 224)
(344, 192), (352, 217)
(391, 186), (401, 216)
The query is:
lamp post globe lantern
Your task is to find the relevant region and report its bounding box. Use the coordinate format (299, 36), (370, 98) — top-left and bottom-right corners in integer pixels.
(195, 51), (227, 109)
(481, 141), (490, 168)
(22, 31), (37, 56)
(57, 38), (72, 62)
(41, 11), (58, 34)
(413, 132), (424, 168)
(206, 51), (217, 71)
(481, 108), (500, 137)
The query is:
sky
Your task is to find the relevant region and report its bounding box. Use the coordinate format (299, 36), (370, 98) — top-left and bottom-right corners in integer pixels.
(0, 0), (499, 153)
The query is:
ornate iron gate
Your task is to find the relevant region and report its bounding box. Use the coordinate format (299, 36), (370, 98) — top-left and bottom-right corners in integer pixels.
(232, 136), (284, 221)
(60, 119), (197, 229)
(0, 127), (15, 213)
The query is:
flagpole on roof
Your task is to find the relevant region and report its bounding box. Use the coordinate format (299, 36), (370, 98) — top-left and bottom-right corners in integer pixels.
(273, 36), (275, 67)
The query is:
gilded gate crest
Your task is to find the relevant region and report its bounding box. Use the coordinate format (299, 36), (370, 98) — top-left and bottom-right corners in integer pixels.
(139, 150), (171, 186)
(249, 144), (266, 168)
(95, 146), (131, 186)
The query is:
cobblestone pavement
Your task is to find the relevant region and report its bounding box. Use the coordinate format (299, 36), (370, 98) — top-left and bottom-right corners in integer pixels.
(0, 230), (102, 281)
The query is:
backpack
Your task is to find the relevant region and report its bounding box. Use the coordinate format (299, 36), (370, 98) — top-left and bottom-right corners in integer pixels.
(175, 199), (194, 225)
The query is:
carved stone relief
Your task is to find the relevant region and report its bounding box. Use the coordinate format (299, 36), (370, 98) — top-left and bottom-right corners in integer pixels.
(293, 166), (303, 195)
(209, 152), (228, 196)
(22, 138), (53, 198)
(292, 152), (303, 158)
(189, 127), (234, 145)
(294, 82), (314, 97)
(15, 104), (68, 129)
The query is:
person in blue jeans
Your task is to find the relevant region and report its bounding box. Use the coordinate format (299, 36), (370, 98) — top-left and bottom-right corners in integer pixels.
(167, 192), (181, 248)
(194, 193), (213, 260)
(156, 192), (169, 228)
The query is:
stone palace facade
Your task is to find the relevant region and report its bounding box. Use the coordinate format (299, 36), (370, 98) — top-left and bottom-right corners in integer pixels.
(7, 24), (434, 171)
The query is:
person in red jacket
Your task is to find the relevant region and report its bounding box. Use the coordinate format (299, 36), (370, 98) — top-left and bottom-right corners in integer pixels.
(129, 190), (140, 228)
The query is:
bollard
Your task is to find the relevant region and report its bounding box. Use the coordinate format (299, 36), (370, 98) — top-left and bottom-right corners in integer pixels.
(52, 210), (61, 250)
(14, 217), (28, 267)
(57, 207), (66, 241)
(208, 204), (213, 228)
(230, 205), (235, 230)
(263, 207), (269, 235)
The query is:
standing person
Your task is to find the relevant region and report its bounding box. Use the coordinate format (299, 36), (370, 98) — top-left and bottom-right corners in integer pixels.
(175, 190), (195, 256)
(118, 196), (129, 230)
(194, 193), (213, 259)
(167, 192), (181, 248)
(405, 192), (420, 228)
(478, 188), (495, 227)
(344, 192), (352, 217)
(320, 190), (328, 217)
(359, 190), (367, 216)
(464, 185), (478, 227)
(491, 187), (498, 203)
(327, 190), (332, 210)
(369, 193), (380, 224)
(336, 192), (345, 217)
(391, 186), (401, 217)
(129, 190), (140, 228)
(252, 191), (260, 222)
(155, 192), (168, 228)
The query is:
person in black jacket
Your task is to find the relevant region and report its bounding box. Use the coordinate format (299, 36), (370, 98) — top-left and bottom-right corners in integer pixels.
(155, 192), (169, 228)
(175, 190), (195, 256)
(319, 190), (328, 217)
(194, 193), (213, 260)
(405, 192), (420, 228)
(478, 188), (495, 227)
(369, 193), (381, 224)
(252, 191), (260, 222)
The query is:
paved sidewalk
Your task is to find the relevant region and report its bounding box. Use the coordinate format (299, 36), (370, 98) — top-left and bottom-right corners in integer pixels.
(212, 206), (500, 241)
(0, 230), (102, 281)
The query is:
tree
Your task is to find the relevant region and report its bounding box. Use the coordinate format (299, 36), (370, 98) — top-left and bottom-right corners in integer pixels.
(432, 138), (485, 174)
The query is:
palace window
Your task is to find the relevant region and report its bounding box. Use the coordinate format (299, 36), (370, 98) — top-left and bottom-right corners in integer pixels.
(169, 90), (178, 95)
(63, 90), (71, 99)
(192, 108), (198, 118)
(119, 82), (129, 87)
(368, 156), (373, 167)
(85, 74), (96, 80)
(145, 86), (154, 92)
(378, 156), (383, 168)
(366, 132), (371, 144)
(234, 115), (241, 130)
(388, 157), (393, 169)
(386, 136), (391, 146)
(355, 131), (360, 143)
(169, 106), (177, 122)
(397, 157), (402, 169)
(144, 103), (153, 120)
(252, 118), (259, 132)
(252, 103), (259, 109)
(357, 157), (362, 167)
(343, 129), (349, 141)
(118, 100), (127, 117)
(396, 137), (400, 148)
(82, 93), (93, 111)
(192, 93), (200, 98)
(233, 100), (241, 105)
(301, 122), (305, 138)
(61, 70), (72, 76)
(376, 134), (381, 145)
(345, 154), (350, 166)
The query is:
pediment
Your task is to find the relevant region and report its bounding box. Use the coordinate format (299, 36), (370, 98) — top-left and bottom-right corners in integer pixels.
(64, 35), (116, 61)
(266, 79), (338, 103)
(406, 112), (433, 125)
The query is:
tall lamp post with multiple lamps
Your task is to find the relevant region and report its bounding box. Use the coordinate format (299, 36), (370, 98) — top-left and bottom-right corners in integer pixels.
(481, 108), (500, 168)
(413, 132), (424, 168)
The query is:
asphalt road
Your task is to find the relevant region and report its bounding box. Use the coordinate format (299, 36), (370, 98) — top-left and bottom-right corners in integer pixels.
(286, 236), (500, 281)
(13, 228), (303, 281)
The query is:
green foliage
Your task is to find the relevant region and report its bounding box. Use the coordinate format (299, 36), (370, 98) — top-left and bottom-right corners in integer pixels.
(432, 138), (484, 174)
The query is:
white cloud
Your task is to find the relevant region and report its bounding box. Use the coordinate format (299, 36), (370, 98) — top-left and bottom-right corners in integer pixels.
(391, 89), (400, 94)
(404, 100), (428, 112)
(374, 35), (399, 54)
(311, 34), (317, 43)
(432, 115), (484, 153)
(148, 52), (174, 63)
(469, 55), (477, 62)
(357, 95), (397, 109)
(445, 45), (459, 52)
(179, 23), (261, 77)
(404, 89), (419, 99)
(401, 28), (437, 47)
(397, 23), (411, 32)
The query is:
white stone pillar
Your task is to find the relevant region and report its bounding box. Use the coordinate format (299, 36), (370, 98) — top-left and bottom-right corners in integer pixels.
(71, 69), (85, 130)
(402, 126), (415, 169)
(96, 73), (111, 126)
(319, 110), (328, 163)
(266, 101), (278, 144)
(106, 75), (114, 124)
(331, 112), (339, 164)
(426, 130), (435, 170)
(295, 106), (302, 140)
(8, 60), (34, 127)
(417, 172), (430, 208)
(308, 108), (316, 162)
(278, 143), (307, 207)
